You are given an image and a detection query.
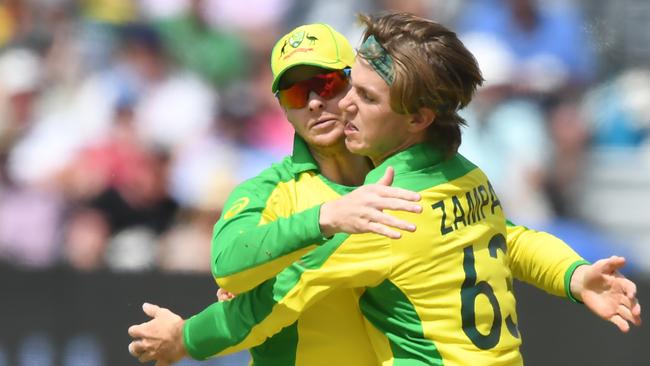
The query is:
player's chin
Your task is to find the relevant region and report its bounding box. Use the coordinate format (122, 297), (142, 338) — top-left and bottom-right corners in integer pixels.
(309, 128), (345, 147)
(344, 137), (366, 155)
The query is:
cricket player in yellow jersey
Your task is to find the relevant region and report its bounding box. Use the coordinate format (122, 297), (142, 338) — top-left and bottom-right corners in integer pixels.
(128, 15), (641, 366)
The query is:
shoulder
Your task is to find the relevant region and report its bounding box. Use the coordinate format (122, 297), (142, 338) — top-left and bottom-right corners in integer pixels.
(227, 156), (303, 199)
(394, 153), (482, 191)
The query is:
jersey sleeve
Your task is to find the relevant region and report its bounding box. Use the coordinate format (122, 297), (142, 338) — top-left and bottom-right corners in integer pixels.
(184, 233), (392, 360)
(212, 183), (329, 294)
(505, 221), (588, 299)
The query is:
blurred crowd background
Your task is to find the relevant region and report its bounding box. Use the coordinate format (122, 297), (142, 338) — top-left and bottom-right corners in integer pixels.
(1, 0), (649, 279)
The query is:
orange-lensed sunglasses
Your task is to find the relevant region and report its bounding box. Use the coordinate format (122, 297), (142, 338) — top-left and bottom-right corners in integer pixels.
(276, 68), (351, 109)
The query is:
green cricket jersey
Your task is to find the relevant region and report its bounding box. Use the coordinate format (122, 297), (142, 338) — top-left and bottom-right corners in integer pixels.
(186, 140), (586, 365)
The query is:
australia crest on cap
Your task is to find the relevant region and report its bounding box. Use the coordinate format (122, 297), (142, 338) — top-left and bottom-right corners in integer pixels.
(289, 30), (305, 48)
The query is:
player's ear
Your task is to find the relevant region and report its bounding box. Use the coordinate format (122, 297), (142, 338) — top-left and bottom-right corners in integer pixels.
(407, 107), (435, 133)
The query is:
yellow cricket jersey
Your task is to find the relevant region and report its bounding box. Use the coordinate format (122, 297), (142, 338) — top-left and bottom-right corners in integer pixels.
(187, 138), (586, 365)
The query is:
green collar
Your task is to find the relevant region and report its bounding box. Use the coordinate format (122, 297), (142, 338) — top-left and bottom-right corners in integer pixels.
(289, 134), (320, 174)
(364, 143), (444, 184)
(288, 134), (356, 195)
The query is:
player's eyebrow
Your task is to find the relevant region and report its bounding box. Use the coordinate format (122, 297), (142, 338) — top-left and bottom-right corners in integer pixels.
(348, 67), (382, 100)
(353, 82), (379, 100)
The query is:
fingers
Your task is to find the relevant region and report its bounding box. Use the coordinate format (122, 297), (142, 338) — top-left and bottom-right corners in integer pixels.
(619, 295), (642, 326)
(629, 300), (642, 326)
(375, 185), (421, 203)
(632, 302), (642, 327)
(599, 256), (626, 274)
(609, 314), (630, 333)
(609, 300), (642, 333)
(217, 288), (236, 301)
(373, 197), (422, 214)
(128, 340), (144, 357)
(615, 292), (634, 310)
(129, 303), (163, 338)
(377, 166), (395, 186)
(217, 288), (228, 301)
(617, 304), (636, 327)
(143, 302), (161, 318)
(368, 210), (416, 233)
(621, 278), (637, 300)
(366, 222), (402, 239)
(614, 274), (641, 326)
(128, 323), (145, 338)
(130, 339), (168, 364)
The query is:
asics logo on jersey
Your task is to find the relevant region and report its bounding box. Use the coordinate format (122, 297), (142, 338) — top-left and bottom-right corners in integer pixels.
(224, 197), (250, 220)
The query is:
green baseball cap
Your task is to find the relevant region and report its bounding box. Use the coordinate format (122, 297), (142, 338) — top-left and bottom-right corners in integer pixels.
(270, 23), (355, 93)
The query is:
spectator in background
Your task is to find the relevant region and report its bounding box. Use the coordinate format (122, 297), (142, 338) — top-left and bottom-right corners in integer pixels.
(155, 0), (250, 90)
(381, 0), (430, 16)
(202, 0), (292, 57)
(158, 209), (214, 273)
(545, 98), (590, 218)
(457, 0), (596, 94)
(0, 47), (65, 269)
(66, 148), (179, 272)
(78, 0), (138, 71)
(0, 0), (41, 49)
(64, 206), (110, 271)
(0, 48), (41, 154)
(290, 0), (373, 45)
(235, 58), (294, 160)
(62, 97), (180, 272)
(118, 23), (218, 154)
(96, 149), (179, 271)
(0, 2), (14, 47)
(582, 68), (650, 149)
(0, 156), (64, 269)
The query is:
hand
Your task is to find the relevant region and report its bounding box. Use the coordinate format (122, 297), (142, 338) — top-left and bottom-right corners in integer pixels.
(319, 167), (422, 239)
(571, 256), (642, 332)
(128, 303), (188, 365)
(217, 288), (236, 301)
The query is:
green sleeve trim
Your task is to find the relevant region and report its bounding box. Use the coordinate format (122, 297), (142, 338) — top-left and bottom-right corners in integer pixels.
(564, 260), (591, 304)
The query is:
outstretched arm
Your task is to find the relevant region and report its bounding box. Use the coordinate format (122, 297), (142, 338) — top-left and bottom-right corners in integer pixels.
(505, 223), (642, 331)
(570, 256), (642, 332)
(506, 223), (586, 297)
(128, 233), (391, 363)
